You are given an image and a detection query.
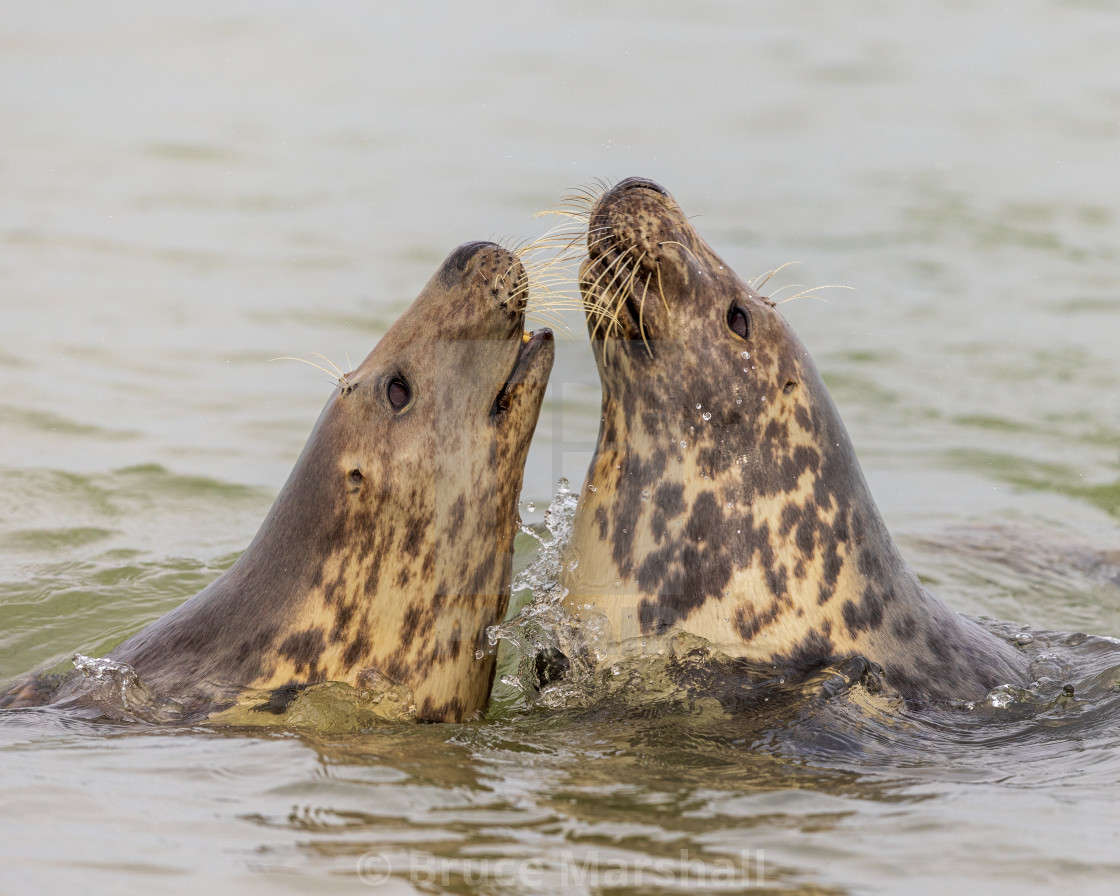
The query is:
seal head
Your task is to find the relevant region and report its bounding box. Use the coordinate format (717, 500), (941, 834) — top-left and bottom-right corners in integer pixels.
(35, 241), (554, 722)
(562, 178), (1026, 703)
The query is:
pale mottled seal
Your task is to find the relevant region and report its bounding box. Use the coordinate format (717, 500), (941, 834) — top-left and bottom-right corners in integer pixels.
(560, 178), (1027, 704)
(4, 241), (554, 722)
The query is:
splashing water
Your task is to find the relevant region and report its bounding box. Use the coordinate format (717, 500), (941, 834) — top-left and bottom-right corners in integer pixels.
(486, 478), (605, 706)
(487, 480), (777, 714)
(67, 654), (186, 723)
(484, 482), (1115, 723)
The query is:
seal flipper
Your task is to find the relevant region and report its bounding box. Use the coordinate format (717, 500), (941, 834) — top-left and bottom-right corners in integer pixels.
(0, 672), (66, 709)
(816, 655), (883, 701)
(249, 682), (308, 715)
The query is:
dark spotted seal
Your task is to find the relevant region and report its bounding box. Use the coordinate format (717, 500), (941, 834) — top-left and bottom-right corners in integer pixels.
(3, 241), (554, 722)
(559, 178), (1027, 704)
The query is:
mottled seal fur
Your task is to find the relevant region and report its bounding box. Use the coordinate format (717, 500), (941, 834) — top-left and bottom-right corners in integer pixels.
(3, 241), (554, 722)
(560, 178), (1028, 704)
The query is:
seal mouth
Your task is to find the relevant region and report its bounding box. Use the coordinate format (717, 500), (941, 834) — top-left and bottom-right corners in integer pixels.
(490, 328), (554, 419)
(581, 232), (658, 350)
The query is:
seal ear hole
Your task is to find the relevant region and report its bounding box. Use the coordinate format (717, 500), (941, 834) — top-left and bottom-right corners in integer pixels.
(783, 380), (798, 395)
(728, 305), (751, 340)
(387, 377), (411, 411)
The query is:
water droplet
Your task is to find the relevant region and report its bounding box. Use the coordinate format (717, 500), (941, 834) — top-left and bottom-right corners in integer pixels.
(475, 649), (484, 659)
(702, 411), (712, 421)
(557, 476), (569, 490)
(735, 398), (742, 405)
(640, 489), (651, 501)
(680, 440), (688, 449)
(526, 502), (535, 513)
(1015, 633), (1035, 646)
(741, 351), (750, 359)
(695, 403), (703, 410)
(588, 484), (598, 492)
(726, 502), (733, 509)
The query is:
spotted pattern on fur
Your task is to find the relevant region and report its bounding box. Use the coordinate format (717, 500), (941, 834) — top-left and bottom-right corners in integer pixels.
(30, 242), (554, 721)
(561, 178), (1027, 703)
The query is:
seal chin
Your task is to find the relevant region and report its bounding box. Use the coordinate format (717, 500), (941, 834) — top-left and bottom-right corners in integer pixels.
(490, 327), (554, 420)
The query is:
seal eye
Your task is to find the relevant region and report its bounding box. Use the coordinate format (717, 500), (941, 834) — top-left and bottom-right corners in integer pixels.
(387, 377), (411, 411)
(728, 305), (751, 340)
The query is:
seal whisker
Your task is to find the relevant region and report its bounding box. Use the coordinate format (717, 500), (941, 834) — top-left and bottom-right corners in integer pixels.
(637, 269), (655, 358)
(517, 219), (587, 256)
(620, 248), (653, 350)
(271, 355), (351, 388)
(611, 245), (646, 319)
(657, 239), (702, 268)
(525, 308), (575, 338)
(309, 352), (348, 378)
(750, 260), (801, 291)
(584, 226), (614, 254)
(586, 247), (637, 343)
(654, 257), (671, 318)
(547, 180), (609, 214)
(532, 207), (591, 225)
(582, 251), (623, 342)
(772, 284), (854, 305)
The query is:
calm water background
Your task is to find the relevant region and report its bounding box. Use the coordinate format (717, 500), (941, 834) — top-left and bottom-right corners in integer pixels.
(2, 2), (1119, 894)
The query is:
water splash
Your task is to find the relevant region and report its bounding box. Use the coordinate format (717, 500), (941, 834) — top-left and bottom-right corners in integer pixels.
(489, 481), (785, 714)
(68, 654), (185, 723)
(487, 478), (608, 707)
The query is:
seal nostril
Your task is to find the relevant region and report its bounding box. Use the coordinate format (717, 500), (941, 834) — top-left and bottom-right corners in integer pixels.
(783, 381), (798, 394)
(349, 469), (363, 485)
(615, 177), (670, 198)
(448, 240), (499, 273)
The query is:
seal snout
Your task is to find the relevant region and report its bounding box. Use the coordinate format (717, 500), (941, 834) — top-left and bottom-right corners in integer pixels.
(442, 241), (529, 320)
(449, 240), (500, 272)
(587, 177), (684, 267)
(611, 176), (671, 198)
(591, 177), (673, 228)
(581, 177), (692, 349)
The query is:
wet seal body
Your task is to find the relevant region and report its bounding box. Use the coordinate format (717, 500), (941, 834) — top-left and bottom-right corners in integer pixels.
(560, 178), (1027, 704)
(4, 242), (554, 722)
